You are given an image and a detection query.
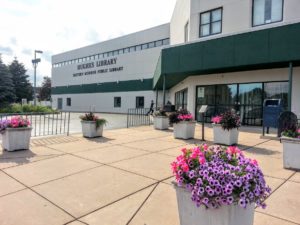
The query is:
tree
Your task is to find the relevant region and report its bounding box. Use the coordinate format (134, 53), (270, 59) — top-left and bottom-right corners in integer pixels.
(8, 58), (33, 103)
(39, 76), (51, 101)
(0, 56), (16, 107)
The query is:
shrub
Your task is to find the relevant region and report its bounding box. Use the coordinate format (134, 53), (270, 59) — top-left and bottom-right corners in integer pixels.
(0, 104), (56, 113)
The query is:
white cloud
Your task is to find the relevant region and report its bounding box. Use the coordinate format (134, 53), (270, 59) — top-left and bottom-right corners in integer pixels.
(0, 0), (176, 85)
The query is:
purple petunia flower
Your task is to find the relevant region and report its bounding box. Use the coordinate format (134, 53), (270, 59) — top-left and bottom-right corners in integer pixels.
(171, 144), (271, 209)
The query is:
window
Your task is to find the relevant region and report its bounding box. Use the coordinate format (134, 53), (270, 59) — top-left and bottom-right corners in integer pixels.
(148, 42), (155, 48)
(118, 49), (124, 55)
(253, 0), (283, 26)
(155, 40), (163, 47)
(124, 48), (129, 53)
(129, 46), (136, 52)
(141, 44), (148, 50)
(175, 89), (188, 110)
(114, 97), (121, 108)
(136, 45), (142, 51)
(136, 97), (144, 108)
(66, 98), (71, 106)
(200, 8), (222, 37)
(162, 38), (170, 45)
(184, 21), (189, 42)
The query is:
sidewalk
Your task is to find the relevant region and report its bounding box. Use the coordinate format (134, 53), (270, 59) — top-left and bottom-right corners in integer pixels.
(0, 125), (299, 225)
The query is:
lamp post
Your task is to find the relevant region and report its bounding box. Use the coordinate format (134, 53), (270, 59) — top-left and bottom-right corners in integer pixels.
(32, 50), (43, 106)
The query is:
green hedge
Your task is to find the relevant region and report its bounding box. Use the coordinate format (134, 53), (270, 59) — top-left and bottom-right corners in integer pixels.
(0, 103), (57, 113)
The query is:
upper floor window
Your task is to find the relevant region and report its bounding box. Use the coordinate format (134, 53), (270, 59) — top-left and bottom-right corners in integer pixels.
(200, 8), (222, 37)
(184, 21), (189, 42)
(162, 38), (170, 45)
(253, 0), (283, 26)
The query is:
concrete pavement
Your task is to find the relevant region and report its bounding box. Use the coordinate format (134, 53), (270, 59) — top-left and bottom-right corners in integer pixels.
(0, 125), (299, 225)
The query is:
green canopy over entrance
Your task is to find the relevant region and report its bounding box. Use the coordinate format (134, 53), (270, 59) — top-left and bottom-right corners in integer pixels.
(153, 22), (300, 90)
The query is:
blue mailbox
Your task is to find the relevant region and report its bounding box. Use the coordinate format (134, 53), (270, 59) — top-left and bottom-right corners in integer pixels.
(263, 99), (283, 134)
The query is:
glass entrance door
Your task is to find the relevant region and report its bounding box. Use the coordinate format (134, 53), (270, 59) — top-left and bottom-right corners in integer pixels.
(238, 83), (263, 126)
(196, 84), (238, 122)
(196, 82), (287, 126)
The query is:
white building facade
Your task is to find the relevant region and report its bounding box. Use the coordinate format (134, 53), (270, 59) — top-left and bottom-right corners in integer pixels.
(51, 24), (169, 113)
(52, 0), (300, 125)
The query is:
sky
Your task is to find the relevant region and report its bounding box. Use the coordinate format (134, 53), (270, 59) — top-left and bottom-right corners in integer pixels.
(0, 0), (176, 85)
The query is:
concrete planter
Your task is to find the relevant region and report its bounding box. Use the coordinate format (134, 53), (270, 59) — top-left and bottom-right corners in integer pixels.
(153, 116), (169, 130)
(281, 136), (300, 170)
(81, 121), (103, 138)
(173, 183), (255, 225)
(212, 124), (239, 146)
(1, 127), (32, 151)
(173, 121), (196, 139)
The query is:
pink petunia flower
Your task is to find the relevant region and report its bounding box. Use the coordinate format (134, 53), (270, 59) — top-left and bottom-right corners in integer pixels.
(211, 116), (222, 124)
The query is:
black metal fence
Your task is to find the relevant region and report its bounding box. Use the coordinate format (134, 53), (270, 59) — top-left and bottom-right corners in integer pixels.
(127, 108), (153, 128)
(0, 112), (71, 137)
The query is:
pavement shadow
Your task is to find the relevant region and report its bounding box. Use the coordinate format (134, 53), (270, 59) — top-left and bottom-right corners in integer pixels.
(243, 146), (281, 156)
(82, 136), (115, 143)
(0, 149), (37, 166)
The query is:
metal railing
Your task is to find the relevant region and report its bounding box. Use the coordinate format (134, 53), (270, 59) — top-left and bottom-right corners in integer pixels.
(127, 108), (153, 128)
(0, 112), (71, 137)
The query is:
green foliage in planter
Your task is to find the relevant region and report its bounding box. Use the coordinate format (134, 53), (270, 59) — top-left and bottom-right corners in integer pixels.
(80, 112), (107, 128)
(153, 109), (167, 117)
(169, 108), (191, 124)
(282, 126), (300, 138)
(220, 111), (241, 131)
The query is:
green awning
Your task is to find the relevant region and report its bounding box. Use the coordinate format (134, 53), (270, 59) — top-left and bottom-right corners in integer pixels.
(153, 22), (300, 90)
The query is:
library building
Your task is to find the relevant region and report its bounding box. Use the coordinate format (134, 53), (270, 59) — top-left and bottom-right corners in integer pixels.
(51, 0), (300, 125)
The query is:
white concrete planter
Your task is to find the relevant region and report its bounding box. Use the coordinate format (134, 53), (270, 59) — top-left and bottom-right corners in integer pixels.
(174, 184), (255, 225)
(281, 136), (300, 170)
(212, 124), (239, 145)
(81, 121), (103, 138)
(153, 116), (169, 130)
(1, 127), (32, 151)
(173, 121), (196, 139)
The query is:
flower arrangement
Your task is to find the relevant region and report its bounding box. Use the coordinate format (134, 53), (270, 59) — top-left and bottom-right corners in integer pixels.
(0, 116), (31, 133)
(153, 109), (167, 117)
(282, 127), (300, 139)
(211, 111), (241, 130)
(169, 108), (193, 124)
(171, 144), (271, 209)
(79, 112), (107, 128)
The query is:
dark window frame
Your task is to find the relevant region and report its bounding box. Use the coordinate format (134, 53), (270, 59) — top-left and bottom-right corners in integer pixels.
(66, 98), (71, 106)
(136, 96), (145, 108)
(252, 0), (284, 27)
(175, 88), (188, 110)
(114, 97), (121, 108)
(199, 7), (223, 38)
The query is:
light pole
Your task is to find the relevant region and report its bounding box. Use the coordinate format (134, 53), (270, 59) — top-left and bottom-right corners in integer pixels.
(32, 50), (43, 106)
